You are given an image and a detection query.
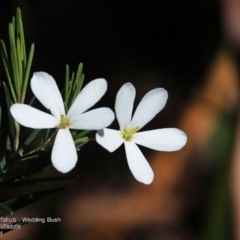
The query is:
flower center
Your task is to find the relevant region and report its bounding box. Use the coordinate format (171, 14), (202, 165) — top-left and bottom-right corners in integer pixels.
(58, 115), (70, 129)
(121, 127), (139, 141)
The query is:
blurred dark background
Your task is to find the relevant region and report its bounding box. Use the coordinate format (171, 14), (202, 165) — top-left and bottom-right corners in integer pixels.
(1, 0), (236, 240)
(0, 0), (223, 185)
(0, 0), (222, 98)
(0, 0), (223, 182)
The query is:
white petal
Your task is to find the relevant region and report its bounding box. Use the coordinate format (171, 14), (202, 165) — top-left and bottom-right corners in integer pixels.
(96, 128), (123, 152)
(115, 83), (136, 130)
(124, 141), (154, 184)
(69, 107), (115, 130)
(10, 104), (58, 129)
(67, 78), (107, 119)
(31, 72), (65, 119)
(52, 129), (78, 173)
(133, 128), (187, 151)
(129, 88), (168, 129)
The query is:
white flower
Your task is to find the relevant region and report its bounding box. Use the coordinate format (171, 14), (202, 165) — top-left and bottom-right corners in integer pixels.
(96, 83), (187, 184)
(10, 72), (115, 173)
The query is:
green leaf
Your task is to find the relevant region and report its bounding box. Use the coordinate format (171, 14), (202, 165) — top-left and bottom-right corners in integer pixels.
(74, 137), (89, 143)
(19, 129), (41, 155)
(16, 8), (26, 67)
(74, 130), (91, 139)
(64, 64), (70, 106)
(68, 72), (75, 105)
(0, 202), (13, 215)
(0, 40), (17, 103)
(76, 141), (87, 150)
(64, 63), (85, 109)
(9, 22), (20, 99)
(11, 16), (15, 34)
(72, 63), (84, 104)
(21, 43), (35, 103)
(3, 82), (15, 150)
(74, 63), (83, 91)
(1, 8), (35, 103)
(0, 155), (6, 171)
(28, 94), (35, 106)
(74, 137), (89, 149)
(16, 38), (23, 87)
(24, 129), (41, 146)
(42, 128), (51, 144)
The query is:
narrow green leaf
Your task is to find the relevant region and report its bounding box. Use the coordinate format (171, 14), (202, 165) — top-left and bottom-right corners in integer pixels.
(0, 40), (8, 61)
(11, 16), (15, 35)
(75, 137), (89, 149)
(9, 23), (20, 99)
(74, 73), (84, 100)
(16, 38), (23, 89)
(0, 40), (9, 68)
(20, 129), (41, 152)
(74, 137), (89, 143)
(28, 95), (35, 106)
(73, 63), (83, 91)
(42, 128), (51, 143)
(65, 64), (70, 105)
(3, 82), (15, 148)
(72, 63), (84, 102)
(16, 8), (26, 67)
(76, 141), (87, 149)
(0, 155), (6, 172)
(6, 136), (12, 151)
(0, 202), (13, 215)
(0, 40), (17, 103)
(21, 43), (34, 103)
(68, 72), (75, 106)
(74, 130), (91, 139)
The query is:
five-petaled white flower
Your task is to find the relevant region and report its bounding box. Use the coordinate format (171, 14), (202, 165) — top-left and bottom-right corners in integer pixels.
(10, 72), (115, 173)
(96, 83), (187, 184)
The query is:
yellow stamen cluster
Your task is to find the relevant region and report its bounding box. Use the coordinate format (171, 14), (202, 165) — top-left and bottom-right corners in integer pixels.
(58, 115), (70, 129)
(121, 126), (139, 141)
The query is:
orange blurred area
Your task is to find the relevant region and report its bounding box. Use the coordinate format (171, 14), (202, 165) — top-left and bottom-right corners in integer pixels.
(59, 49), (239, 240)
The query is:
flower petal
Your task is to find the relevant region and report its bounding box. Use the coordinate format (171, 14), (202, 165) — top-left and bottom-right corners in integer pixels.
(52, 129), (78, 173)
(31, 72), (65, 119)
(124, 141), (154, 184)
(10, 104), (58, 129)
(133, 128), (187, 151)
(67, 78), (107, 119)
(69, 107), (115, 130)
(129, 88), (168, 129)
(115, 83), (136, 131)
(96, 128), (123, 152)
